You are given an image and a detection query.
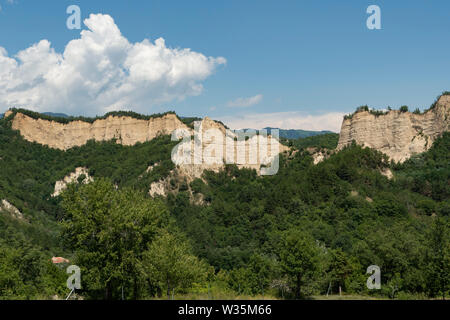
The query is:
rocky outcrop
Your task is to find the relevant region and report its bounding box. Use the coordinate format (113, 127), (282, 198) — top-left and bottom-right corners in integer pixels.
(10, 112), (189, 150)
(380, 168), (393, 180)
(305, 147), (331, 165)
(1, 199), (24, 220)
(337, 95), (450, 163)
(149, 181), (167, 197)
(8, 110), (288, 185)
(52, 167), (93, 197)
(171, 116), (289, 175)
(145, 116), (289, 198)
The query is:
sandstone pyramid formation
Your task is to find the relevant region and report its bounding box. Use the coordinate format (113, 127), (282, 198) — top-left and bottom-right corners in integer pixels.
(6, 110), (189, 150)
(337, 95), (450, 163)
(5, 109), (287, 176)
(170, 116), (288, 176)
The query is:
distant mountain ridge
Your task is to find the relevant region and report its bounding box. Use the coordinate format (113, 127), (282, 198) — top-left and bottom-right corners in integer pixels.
(263, 127), (333, 139)
(42, 112), (69, 118)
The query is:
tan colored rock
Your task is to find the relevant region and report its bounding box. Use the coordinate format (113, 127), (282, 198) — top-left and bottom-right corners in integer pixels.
(52, 167), (93, 197)
(152, 118), (289, 198)
(146, 163), (159, 173)
(9, 111), (288, 180)
(380, 168), (393, 180)
(306, 147), (330, 165)
(11, 112), (189, 150)
(138, 163), (159, 179)
(149, 181), (167, 197)
(4, 110), (13, 118)
(1, 199), (24, 220)
(337, 96), (450, 163)
(171, 117), (289, 176)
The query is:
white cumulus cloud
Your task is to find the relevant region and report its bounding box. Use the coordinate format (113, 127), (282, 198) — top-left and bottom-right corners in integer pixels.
(218, 111), (346, 132)
(0, 14), (226, 115)
(227, 94), (263, 108)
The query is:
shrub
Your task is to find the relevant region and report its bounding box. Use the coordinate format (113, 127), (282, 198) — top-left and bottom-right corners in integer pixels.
(399, 105), (409, 113)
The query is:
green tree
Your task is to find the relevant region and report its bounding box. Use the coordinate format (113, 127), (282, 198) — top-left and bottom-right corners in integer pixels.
(248, 253), (277, 295)
(424, 218), (450, 299)
(327, 248), (354, 294)
(0, 246), (26, 299)
(279, 229), (320, 298)
(60, 178), (170, 299)
(399, 105), (409, 112)
(142, 231), (209, 299)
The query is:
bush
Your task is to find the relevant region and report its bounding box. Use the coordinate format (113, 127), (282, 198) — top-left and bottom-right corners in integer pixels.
(399, 105), (409, 113)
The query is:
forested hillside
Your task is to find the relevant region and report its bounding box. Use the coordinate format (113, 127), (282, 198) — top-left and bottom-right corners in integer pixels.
(0, 112), (448, 300)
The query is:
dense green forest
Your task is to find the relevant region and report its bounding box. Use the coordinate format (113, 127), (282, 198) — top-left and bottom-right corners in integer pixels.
(0, 111), (448, 300)
(285, 132), (339, 150)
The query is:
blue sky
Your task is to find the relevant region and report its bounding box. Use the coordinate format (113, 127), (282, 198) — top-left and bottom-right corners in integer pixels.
(0, 0), (450, 131)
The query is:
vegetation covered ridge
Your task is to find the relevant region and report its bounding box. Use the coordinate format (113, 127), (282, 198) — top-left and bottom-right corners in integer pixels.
(5, 108), (183, 124)
(0, 104), (448, 300)
(343, 91), (450, 120)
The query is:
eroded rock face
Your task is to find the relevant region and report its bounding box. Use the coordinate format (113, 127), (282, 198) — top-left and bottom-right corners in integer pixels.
(380, 168), (393, 180)
(9, 111), (288, 187)
(305, 147), (330, 165)
(11, 112), (189, 150)
(337, 96), (450, 163)
(149, 181), (167, 197)
(1, 199), (24, 220)
(171, 117), (289, 176)
(52, 167), (93, 197)
(148, 117), (289, 198)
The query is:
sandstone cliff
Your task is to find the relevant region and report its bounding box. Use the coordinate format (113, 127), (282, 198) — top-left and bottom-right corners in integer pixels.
(52, 167), (93, 197)
(337, 95), (450, 163)
(7, 110), (287, 177)
(9, 111), (189, 150)
(171, 116), (288, 175)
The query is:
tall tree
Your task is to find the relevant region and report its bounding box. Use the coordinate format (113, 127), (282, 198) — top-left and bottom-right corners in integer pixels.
(279, 229), (320, 298)
(327, 248), (354, 294)
(61, 178), (170, 299)
(142, 231), (209, 299)
(425, 217), (450, 299)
